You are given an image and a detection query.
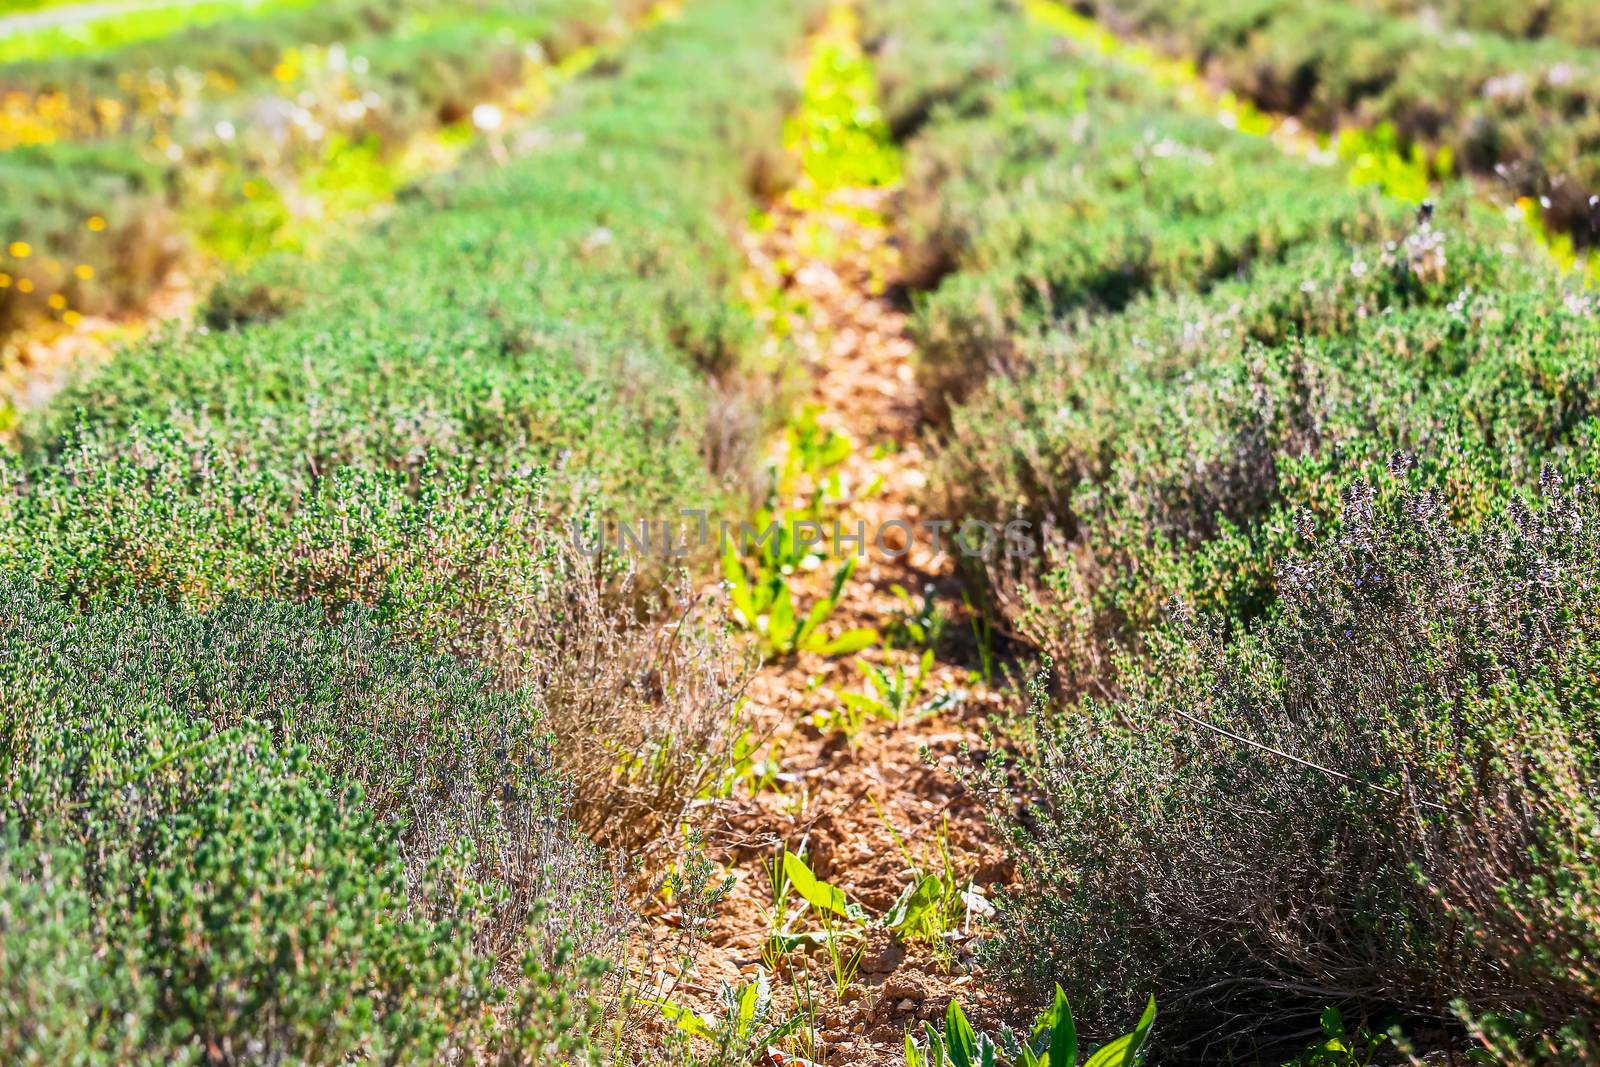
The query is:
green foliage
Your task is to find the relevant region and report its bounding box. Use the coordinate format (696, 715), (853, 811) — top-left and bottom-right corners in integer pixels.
(1071, 0), (1600, 237)
(873, 1), (1402, 417)
(1, 0), (826, 1058)
(723, 408), (881, 658)
(655, 971), (811, 1066)
(977, 481), (1600, 1059)
(0, 0), (321, 65)
(1283, 1007), (1390, 1067)
(4, 0), (819, 622)
(761, 847), (867, 981)
(814, 650), (955, 742)
(871, 0), (1600, 1058)
(725, 545), (878, 659)
(903, 989), (1156, 1067)
(885, 581), (948, 650)
(0, 0), (642, 334)
(786, 0), (901, 198)
(878, 812), (982, 951)
(0, 579), (611, 1063)
(1363, 0), (1600, 48)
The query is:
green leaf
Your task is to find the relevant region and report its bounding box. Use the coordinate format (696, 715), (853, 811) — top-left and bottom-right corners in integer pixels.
(819, 432), (852, 468)
(1131, 996), (1157, 1051)
(796, 594), (836, 647)
(1049, 985), (1077, 1067)
(782, 851), (853, 919)
(739, 976), (763, 1034)
(946, 1000), (978, 1067)
(905, 1032), (923, 1067)
(768, 582), (797, 650)
(1082, 996), (1156, 1067)
(811, 626), (880, 656)
(653, 998), (714, 1040)
(768, 927), (861, 952)
(829, 555), (858, 604)
(882, 874), (941, 933)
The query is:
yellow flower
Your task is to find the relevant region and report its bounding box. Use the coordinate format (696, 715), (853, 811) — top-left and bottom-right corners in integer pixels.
(16, 278), (33, 293)
(8, 241), (30, 258)
(74, 264), (94, 280)
(47, 293), (66, 310)
(87, 215), (107, 232)
(63, 310), (82, 326)
(0, 273), (9, 287)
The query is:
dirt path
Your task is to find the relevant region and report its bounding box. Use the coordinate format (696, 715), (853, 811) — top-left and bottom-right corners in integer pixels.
(640, 8), (1009, 1064)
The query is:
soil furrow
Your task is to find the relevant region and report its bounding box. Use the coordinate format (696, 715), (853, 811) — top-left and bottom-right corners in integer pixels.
(648, 7), (1008, 1063)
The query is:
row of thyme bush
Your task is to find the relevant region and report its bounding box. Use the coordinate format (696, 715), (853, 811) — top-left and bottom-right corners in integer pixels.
(1065, 0), (1600, 242)
(1360, 0), (1600, 49)
(0, 0), (819, 1059)
(0, 0), (618, 103)
(0, 0), (654, 337)
(868, 0), (1600, 1061)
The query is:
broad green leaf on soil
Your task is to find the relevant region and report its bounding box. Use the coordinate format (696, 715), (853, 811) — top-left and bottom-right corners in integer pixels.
(882, 874), (941, 933)
(782, 851), (853, 919)
(946, 999), (979, 1067)
(654, 998), (714, 1040)
(1082, 995), (1156, 1067)
(1048, 984), (1077, 1067)
(812, 626), (879, 656)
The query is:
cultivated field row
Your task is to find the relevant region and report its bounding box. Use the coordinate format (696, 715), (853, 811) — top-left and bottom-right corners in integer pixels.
(1, 0), (1598, 1064)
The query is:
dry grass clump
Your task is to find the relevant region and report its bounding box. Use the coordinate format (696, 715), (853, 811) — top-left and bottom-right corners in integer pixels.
(518, 552), (753, 858)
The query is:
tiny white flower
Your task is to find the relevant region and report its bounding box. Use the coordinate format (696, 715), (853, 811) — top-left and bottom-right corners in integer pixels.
(472, 104), (504, 132)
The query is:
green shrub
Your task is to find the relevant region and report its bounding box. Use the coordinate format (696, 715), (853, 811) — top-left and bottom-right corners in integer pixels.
(977, 476), (1600, 1059)
(0, 0), (823, 1057)
(937, 209), (1600, 667)
(876, 4), (1401, 417)
(866, 0), (1026, 136)
(868, 0), (1600, 1056)
(1075, 0), (1600, 239)
(1364, 0), (1600, 50)
(0, 579), (611, 1063)
(0, 0), (647, 336)
(3, 0), (820, 849)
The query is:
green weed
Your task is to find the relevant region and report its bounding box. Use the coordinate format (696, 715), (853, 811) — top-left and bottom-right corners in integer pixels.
(905, 989), (1157, 1067)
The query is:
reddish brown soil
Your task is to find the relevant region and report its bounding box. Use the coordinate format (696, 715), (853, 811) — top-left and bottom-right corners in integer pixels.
(639, 178), (1013, 1064)
(0, 268), (199, 438)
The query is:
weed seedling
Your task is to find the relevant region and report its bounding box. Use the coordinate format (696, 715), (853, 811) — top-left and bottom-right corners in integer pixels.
(874, 803), (988, 963)
(886, 583), (948, 652)
(905, 988), (1157, 1067)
